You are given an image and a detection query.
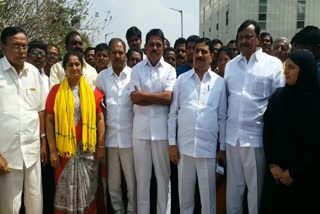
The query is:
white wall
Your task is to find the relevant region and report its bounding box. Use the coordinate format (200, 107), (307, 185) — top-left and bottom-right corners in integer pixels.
(200, 0), (320, 44)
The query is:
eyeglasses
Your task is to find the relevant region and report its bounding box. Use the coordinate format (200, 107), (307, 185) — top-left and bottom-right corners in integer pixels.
(30, 50), (46, 58)
(47, 52), (59, 57)
(12, 44), (28, 52)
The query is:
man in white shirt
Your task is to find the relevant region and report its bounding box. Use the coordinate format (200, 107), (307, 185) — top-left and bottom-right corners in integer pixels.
(168, 38), (227, 214)
(27, 40), (50, 95)
(95, 38), (136, 214)
(27, 39), (56, 214)
(49, 31), (97, 88)
(224, 20), (284, 214)
(130, 29), (176, 214)
(0, 27), (46, 214)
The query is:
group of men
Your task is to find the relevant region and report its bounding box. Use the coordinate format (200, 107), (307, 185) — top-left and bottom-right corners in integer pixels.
(1, 18), (320, 214)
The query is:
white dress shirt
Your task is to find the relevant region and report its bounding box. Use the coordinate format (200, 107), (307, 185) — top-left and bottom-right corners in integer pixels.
(0, 57), (46, 170)
(168, 69), (227, 158)
(130, 57), (176, 140)
(224, 48), (284, 148)
(95, 66), (134, 148)
(40, 69), (49, 96)
(49, 60), (97, 89)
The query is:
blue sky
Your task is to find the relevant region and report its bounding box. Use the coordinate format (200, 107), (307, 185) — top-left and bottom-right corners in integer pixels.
(89, 0), (199, 46)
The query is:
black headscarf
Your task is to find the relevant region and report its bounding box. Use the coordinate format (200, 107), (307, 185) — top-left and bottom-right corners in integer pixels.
(286, 49), (319, 93)
(284, 49), (320, 125)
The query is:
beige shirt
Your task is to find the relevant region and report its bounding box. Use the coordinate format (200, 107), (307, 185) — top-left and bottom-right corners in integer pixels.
(0, 57), (46, 170)
(49, 60), (97, 89)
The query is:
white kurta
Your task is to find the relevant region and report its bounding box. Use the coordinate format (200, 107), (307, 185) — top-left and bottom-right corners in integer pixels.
(0, 57), (45, 214)
(168, 69), (227, 214)
(95, 65), (136, 213)
(224, 49), (284, 214)
(130, 57), (176, 214)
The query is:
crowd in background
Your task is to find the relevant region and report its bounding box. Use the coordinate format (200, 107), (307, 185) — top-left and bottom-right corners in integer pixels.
(0, 19), (320, 214)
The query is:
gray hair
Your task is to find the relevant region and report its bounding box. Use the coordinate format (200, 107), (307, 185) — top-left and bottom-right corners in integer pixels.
(272, 37), (291, 51)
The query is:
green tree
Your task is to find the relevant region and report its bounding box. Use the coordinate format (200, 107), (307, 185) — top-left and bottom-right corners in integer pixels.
(0, 0), (111, 55)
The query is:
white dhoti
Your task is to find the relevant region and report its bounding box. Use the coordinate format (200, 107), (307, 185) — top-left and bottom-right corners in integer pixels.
(178, 154), (216, 214)
(0, 159), (42, 214)
(133, 139), (170, 214)
(226, 143), (265, 214)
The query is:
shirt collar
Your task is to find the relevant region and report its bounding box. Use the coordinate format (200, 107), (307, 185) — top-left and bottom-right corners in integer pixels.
(109, 65), (130, 77)
(145, 57), (164, 68)
(237, 48), (263, 63)
(187, 67), (213, 79)
(2, 56), (27, 74)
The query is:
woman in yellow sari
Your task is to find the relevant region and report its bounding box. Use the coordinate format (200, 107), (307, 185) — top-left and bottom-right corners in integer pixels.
(46, 51), (105, 214)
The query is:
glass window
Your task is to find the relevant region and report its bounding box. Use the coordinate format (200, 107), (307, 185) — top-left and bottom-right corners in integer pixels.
(226, 10), (229, 25)
(258, 0), (267, 30)
(259, 14), (266, 21)
(297, 0), (306, 29)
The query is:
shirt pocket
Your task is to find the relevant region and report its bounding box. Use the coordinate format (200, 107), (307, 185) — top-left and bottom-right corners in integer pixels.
(23, 87), (40, 111)
(252, 76), (271, 98)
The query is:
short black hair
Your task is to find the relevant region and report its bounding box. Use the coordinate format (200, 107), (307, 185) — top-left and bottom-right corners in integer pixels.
(212, 39), (223, 46)
(62, 51), (84, 69)
(126, 47), (143, 59)
(65, 31), (81, 47)
(164, 47), (176, 55)
(236, 20), (260, 40)
(126, 26), (142, 41)
(27, 40), (47, 55)
(174, 37), (186, 49)
(260, 32), (273, 43)
(186, 35), (200, 46)
(95, 43), (108, 53)
(291, 26), (320, 46)
(108, 38), (126, 53)
(227, 40), (236, 46)
(164, 38), (170, 47)
(145, 29), (165, 45)
(1, 27), (26, 44)
(195, 37), (214, 53)
(84, 47), (95, 55)
(216, 46), (233, 59)
(47, 44), (60, 55)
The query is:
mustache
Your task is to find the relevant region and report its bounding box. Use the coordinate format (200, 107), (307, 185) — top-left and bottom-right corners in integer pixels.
(240, 43), (249, 47)
(177, 55), (185, 59)
(195, 57), (204, 61)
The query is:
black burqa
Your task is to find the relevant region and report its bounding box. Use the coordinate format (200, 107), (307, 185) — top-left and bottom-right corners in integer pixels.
(261, 49), (320, 214)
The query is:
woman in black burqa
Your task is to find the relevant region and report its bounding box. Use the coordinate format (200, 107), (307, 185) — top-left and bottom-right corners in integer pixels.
(261, 49), (320, 214)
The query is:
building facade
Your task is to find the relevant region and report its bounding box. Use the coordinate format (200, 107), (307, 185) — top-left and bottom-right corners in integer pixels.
(200, 0), (320, 44)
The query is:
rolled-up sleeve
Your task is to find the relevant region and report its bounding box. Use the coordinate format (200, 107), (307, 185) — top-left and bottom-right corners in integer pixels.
(217, 80), (227, 150)
(130, 65), (141, 93)
(168, 78), (180, 146)
(164, 67), (176, 91)
(272, 61), (285, 93)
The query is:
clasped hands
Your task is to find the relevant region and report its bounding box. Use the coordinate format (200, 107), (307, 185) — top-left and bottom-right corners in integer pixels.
(270, 164), (293, 186)
(130, 86), (146, 105)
